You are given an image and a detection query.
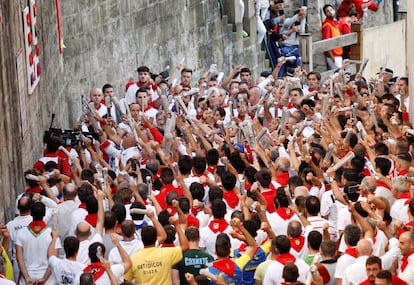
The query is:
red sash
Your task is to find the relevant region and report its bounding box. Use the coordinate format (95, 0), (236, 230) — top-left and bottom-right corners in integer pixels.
(223, 190), (239, 208)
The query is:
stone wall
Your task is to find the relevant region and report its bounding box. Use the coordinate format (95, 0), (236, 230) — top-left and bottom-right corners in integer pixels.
(61, 0), (267, 126)
(0, 0), (265, 221)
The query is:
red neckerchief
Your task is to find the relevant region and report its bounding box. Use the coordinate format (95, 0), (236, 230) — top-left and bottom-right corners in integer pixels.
(208, 218), (229, 233)
(308, 86), (320, 92)
(160, 243), (175, 248)
(276, 172), (289, 186)
(278, 103), (295, 110)
(275, 253), (296, 265)
(398, 221), (414, 238)
(79, 202), (86, 209)
(281, 283), (295, 285)
(262, 189), (276, 213)
(275, 207), (294, 220)
(289, 236), (305, 252)
(83, 262), (105, 280)
(207, 166), (216, 175)
(25, 186), (42, 194)
(401, 250), (414, 272)
(115, 224), (122, 236)
(398, 169), (409, 176)
(85, 213), (98, 227)
(376, 181), (391, 191)
(187, 215), (200, 228)
(345, 247), (358, 258)
(223, 190), (239, 208)
(399, 192), (411, 200)
(192, 173), (208, 187)
(28, 220), (47, 237)
(359, 279), (374, 285)
(137, 81), (158, 91)
(237, 242), (248, 253)
(212, 258), (235, 276)
(166, 205), (177, 216)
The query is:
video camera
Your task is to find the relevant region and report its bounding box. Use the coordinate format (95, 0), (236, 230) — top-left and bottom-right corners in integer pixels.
(43, 128), (94, 147)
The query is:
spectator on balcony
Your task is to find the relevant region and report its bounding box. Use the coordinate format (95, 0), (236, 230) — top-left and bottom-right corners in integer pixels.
(338, 0), (381, 20)
(322, 4), (343, 70)
(338, 8), (359, 59)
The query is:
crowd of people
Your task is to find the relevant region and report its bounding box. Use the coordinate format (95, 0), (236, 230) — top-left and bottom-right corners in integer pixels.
(0, 2), (411, 285)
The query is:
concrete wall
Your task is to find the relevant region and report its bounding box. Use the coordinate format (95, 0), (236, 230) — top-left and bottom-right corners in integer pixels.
(361, 20), (406, 79)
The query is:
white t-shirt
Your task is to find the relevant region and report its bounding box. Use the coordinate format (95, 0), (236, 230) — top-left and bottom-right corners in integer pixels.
(76, 234), (103, 265)
(342, 255), (369, 285)
(108, 238), (143, 265)
(49, 256), (85, 285)
(263, 258), (309, 285)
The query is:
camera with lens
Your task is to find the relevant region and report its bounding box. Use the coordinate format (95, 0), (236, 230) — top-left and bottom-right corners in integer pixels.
(43, 128), (94, 147)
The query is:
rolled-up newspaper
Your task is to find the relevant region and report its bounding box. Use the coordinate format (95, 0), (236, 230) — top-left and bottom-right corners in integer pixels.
(130, 208), (148, 215)
(324, 143), (335, 163)
(199, 268), (217, 281)
(332, 151), (355, 171)
(356, 121), (367, 139)
(321, 94), (329, 118)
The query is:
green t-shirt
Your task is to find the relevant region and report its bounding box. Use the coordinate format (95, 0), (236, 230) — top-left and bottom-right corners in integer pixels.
(173, 249), (214, 285)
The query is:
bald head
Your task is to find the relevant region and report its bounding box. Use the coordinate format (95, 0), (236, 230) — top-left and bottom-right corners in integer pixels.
(63, 183), (77, 200)
(89, 87), (103, 105)
(357, 239), (373, 257)
(287, 220), (302, 237)
(76, 222), (91, 239)
(276, 157), (291, 172)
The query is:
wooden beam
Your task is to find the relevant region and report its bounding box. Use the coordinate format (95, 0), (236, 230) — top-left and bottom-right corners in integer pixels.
(312, 32), (358, 53)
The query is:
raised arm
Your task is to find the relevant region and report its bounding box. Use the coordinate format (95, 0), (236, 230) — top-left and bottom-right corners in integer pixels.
(169, 216), (189, 253)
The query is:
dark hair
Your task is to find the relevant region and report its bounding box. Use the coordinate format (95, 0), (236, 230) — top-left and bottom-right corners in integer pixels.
(288, 176), (303, 188)
(64, 236), (80, 258)
(121, 220), (136, 238)
(80, 169), (95, 184)
(111, 204), (126, 224)
(275, 235), (291, 254)
(212, 199), (226, 219)
(375, 157), (391, 176)
(366, 255), (382, 267)
(130, 202), (146, 221)
(18, 195), (33, 214)
(320, 240), (337, 258)
(244, 166), (258, 184)
(206, 149), (219, 166)
(308, 231), (323, 251)
(305, 196), (320, 216)
(323, 4), (333, 15)
(256, 168), (272, 188)
(31, 201), (46, 221)
(185, 227), (200, 241)
(209, 186), (223, 202)
(137, 66), (150, 73)
(221, 171), (237, 191)
(376, 270), (392, 283)
(80, 273), (94, 285)
(141, 226), (157, 246)
(283, 262), (299, 282)
(181, 68), (193, 75)
(104, 211), (117, 229)
(307, 71), (321, 81)
(102, 83), (113, 93)
(189, 182), (205, 201)
(193, 156), (207, 174)
(215, 233), (231, 257)
(344, 224), (361, 246)
(160, 167), (174, 184)
(287, 221), (302, 238)
(178, 197), (191, 214)
(88, 242), (105, 263)
(374, 143), (389, 155)
(164, 224), (176, 244)
(85, 195), (98, 214)
(178, 155), (193, 175)
(158, 210), (171, 226)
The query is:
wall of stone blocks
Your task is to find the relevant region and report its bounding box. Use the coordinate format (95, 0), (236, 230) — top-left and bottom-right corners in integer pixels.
(0, 0), (266, 221)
